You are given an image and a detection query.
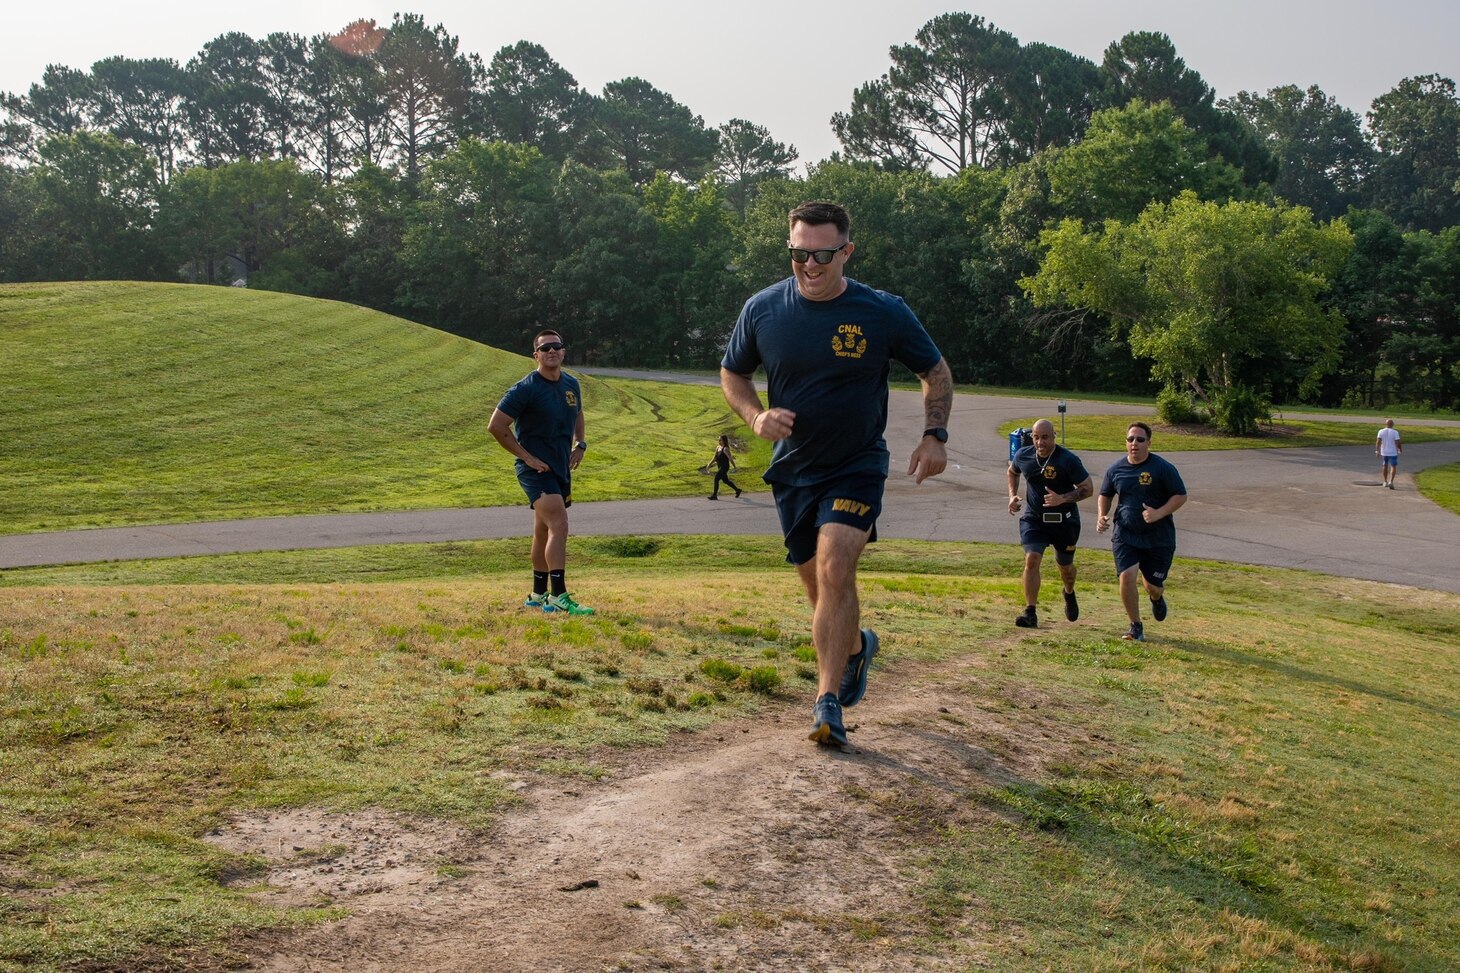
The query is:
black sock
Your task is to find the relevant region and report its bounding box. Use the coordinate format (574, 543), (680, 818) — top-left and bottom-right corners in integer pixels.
(533, 571), (548, 595)
(549, 570), (566, 596)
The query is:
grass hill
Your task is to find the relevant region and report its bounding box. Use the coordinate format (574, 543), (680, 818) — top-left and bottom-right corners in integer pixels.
(0, 282), (753, 534)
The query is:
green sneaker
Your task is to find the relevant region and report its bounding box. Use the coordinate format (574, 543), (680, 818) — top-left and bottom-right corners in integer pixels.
(525, 591), (551, 611)
(546, 592), (595, 615)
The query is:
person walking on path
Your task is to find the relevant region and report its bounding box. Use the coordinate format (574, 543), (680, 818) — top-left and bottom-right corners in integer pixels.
(721, 200), (954, 749)
(706, 434), (743, 500)
(1376, 418), (1403, 489)
(487, 330), (595, 615)
(1096, 422), (1187, 642)
(1007, 419), (1093, 628)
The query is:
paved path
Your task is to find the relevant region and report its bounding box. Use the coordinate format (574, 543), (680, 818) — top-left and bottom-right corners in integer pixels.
(4, 389), (1459, 593)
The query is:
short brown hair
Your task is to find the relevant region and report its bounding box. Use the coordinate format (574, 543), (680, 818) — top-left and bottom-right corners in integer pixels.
(533, 330), (562, 350)
(789, 201), (849, 237)
(1128, 421), (1153, 439)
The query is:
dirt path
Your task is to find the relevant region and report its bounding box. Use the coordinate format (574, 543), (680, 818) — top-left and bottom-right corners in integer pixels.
(216, 647), (1094, 972)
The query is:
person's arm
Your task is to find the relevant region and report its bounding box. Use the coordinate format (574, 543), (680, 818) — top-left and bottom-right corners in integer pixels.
(1007, 463), (1022, 515)
(1142, 492), (1187, 523)
(1045, 475), (1093, 507)
(488, 408), (548, 472)
(721, 367), (793, 441)
(569, 408), (586, 471)
(907, 358), (953, 484)
(1096, 490), (1113, 532)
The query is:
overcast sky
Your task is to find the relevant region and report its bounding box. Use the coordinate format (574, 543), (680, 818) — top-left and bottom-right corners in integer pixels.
(5, 1), (1458, 168)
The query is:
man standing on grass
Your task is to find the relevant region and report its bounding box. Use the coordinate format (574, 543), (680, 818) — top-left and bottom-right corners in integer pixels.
(721, 200), (954, 749)
(1007, 418), (1093, 628)
(1096, 422), (1186, 642)
(488, 330), (594, 615)
(1376, 418), (1402, 489)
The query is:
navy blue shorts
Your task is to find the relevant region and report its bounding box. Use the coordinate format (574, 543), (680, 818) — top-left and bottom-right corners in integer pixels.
(1113, 541), (1174, 586)
(771, 473), (884, 565)
(516, 468), (572, 508)
(1019, 515), (1082, 566)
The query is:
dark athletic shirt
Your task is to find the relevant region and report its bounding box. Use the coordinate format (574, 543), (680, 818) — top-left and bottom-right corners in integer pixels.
(1010, 444), (1090, 521)
(722, 277), (942, 486)
(1099, 454), (1187, 549)
(496, 370), (582, 482)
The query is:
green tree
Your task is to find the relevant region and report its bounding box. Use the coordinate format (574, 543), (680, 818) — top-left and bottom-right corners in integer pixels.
(0, 164), (46, 280)
(1, 64), (95, 162)
(1023, 191), (1353, 407)
(591, 77), (718, 186)
(481, 41), (591, 162)
(1366, 75), (1460, 232)
(398, 139), (556, 344)
(1047, 100), (1245, 223)
(258, 32), (312, 161)
(642, 175), (740, 363)
(1099, 31), (1273, 186)
(1004, 42), (1099, 157)
(832, 12), (1021, 172)
(30, 131), (165, 280)
(1320, 208), (1415, 407)
(90, 56), (189, 182)
(713, 118), (796, 216)
(186, 32), (270, 166)
(376, 13), (479, 181)
(1223, 84), (1372, 220)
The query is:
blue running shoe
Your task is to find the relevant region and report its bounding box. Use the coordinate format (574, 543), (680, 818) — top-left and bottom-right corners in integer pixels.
(808, 693), (848, 748)
(1122, 622), (1145, 642)
(838, 629), (878, 707)
(525, 591), (554, 612)
(1151, 596), (1168, 622)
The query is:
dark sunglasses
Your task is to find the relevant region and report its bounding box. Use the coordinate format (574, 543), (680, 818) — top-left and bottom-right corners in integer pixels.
(535, 342), (565, 352)
(788, 244), (847, 265)
(1126, 435), (1148, 443)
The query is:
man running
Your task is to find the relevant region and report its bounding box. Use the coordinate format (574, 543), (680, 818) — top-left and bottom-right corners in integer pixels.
(721, 201), (953, 749)
(1096, 422), (1187, 642)
(1007, 419), (1093, 627)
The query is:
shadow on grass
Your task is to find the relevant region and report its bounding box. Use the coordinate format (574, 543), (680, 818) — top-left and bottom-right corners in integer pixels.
(1168, 637), (1460, 723)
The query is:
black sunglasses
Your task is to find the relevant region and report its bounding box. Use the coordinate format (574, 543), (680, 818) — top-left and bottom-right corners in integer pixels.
(788, 244), (847, 265)
(535, 342), (565, 352)
(1126, 435), (1148, 443)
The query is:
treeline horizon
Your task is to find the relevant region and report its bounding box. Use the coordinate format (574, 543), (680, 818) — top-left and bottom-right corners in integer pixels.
(2, 12), (1457, 411)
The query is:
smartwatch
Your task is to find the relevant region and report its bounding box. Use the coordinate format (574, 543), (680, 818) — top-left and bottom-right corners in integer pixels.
(922, 427), (948, 443)
(575, 441), (587, 451)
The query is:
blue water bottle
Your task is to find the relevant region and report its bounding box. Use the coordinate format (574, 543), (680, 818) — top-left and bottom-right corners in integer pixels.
(1008, 427), (1024, 463)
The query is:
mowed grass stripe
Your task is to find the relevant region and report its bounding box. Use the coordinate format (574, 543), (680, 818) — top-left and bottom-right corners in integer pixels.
(1, 282), (761, 533)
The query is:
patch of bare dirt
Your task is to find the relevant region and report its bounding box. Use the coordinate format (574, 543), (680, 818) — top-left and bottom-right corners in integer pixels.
(216, 655), (1102, 972)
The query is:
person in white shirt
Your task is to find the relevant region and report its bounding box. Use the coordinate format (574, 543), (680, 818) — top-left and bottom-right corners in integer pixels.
(1375, 418), (1402, 489)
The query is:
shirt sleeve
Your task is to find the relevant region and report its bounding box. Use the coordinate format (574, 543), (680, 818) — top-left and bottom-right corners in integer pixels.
(721, 301), (761, 375)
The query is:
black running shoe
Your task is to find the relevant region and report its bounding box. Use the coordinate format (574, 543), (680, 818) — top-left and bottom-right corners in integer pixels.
(1122, 622), (1145, 642)
(1064, 589), (1079, 621)
(1015, 606), (1038, 628)
(1151, 596), (1168, 622)
(838, 629), (878, 708)
(808, 693), (848, 748)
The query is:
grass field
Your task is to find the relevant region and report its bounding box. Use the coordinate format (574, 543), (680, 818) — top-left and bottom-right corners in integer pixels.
(0, 282), (764, 534)
(1416, 463), (1460, 515)
(3, 538), (1458, 972)
(999, 416), (1460, 452)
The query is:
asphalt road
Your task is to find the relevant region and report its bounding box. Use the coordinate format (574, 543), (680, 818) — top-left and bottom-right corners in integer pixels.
(4, 389), (1459, 593)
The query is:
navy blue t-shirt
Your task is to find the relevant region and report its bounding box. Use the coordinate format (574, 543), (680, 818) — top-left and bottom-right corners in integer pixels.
(496, 370), (582, 482)
(1011, 444), (1090, 521)
(1099, 454), (1187, 549)
(721, 277), (942, 486)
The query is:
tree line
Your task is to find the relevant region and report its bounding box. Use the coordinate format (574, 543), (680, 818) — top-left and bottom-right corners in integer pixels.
(2, 12), (1457, 413)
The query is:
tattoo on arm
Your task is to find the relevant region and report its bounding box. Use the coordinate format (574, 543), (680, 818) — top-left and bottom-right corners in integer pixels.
(918, 360), (954, 428)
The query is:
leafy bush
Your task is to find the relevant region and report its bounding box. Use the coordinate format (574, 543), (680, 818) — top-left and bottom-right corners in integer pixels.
(1155, 385), (1202, 425)
(746, 666), (782, 695)
(1212, 384), (1272, 436)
